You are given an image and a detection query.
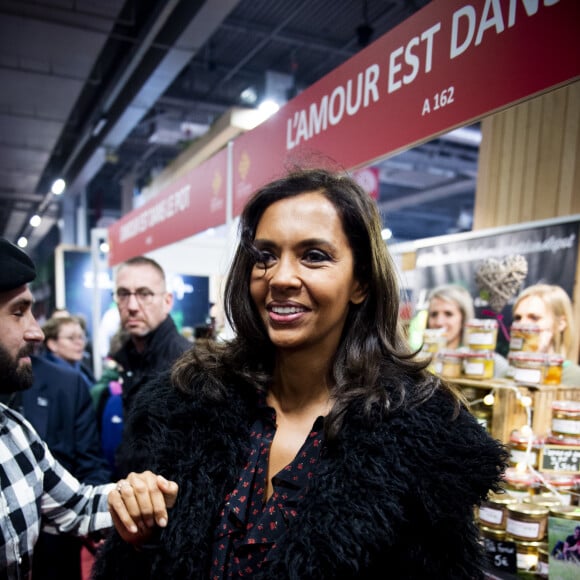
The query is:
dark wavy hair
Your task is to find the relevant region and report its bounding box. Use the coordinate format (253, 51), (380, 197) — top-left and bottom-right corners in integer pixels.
(172, 167), (445, 438)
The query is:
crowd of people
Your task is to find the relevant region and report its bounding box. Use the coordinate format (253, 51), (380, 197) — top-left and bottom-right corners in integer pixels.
(2, 165), (580, 578)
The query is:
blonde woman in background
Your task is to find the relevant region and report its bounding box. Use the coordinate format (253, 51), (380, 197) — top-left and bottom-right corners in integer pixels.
(427, 283), (509, 377)
(512, 284), (580, 386)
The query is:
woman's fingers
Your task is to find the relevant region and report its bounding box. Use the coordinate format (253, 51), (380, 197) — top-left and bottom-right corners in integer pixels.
(108, 471), (179, 543)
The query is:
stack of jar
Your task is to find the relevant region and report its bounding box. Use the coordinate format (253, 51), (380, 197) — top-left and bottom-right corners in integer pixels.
(477, 467), (580, 576)
(505, 400), (580, 503)
(507, 322), (564, 385)
(428, 318), (499, 381)
(494, 399), (580, 576)
(462, 318), (499, 380)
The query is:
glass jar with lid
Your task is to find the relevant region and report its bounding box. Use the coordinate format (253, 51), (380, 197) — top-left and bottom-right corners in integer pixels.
(504, 536), (545, 573)
(502, 467), (541, 498)
(537, 473), (577, 505)
(508, 430), (543, 469)
(463, 350), (495, 380)
(509, 322), (542, 352)
(478, 491), (519, 529)
(508, 351), (546, 385)
(505, 502), (549, 541)
(551, 400), (580, 438)
(544, 354), (564, 385)
(434, 349), (464, 379)
(421, 327), (447, 353)
(465, 318), (498, 350)
(537, 544), (549, 578)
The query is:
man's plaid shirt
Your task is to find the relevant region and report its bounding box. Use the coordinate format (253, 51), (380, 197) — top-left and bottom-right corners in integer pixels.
(0, 403), (114, 579)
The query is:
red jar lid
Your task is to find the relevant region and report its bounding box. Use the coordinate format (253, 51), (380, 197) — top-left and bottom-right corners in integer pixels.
(509, 430), (544, 446)
(466, 318), (498, 329)
(510, 322), (541, 333)
(508, 351), (546, 364)
(552, 400), (580, 414)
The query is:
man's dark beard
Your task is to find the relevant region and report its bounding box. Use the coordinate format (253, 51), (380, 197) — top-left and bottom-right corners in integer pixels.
(0, 342), (34, 394)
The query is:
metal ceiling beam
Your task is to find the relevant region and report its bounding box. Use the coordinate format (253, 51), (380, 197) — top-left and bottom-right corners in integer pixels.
(378, 178), (477, 213)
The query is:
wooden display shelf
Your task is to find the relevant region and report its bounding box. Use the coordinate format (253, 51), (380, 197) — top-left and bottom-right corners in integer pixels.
(441, 376), (580, 442)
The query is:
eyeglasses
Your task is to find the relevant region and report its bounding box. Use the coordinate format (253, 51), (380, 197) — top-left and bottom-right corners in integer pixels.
(114, 288), (163, 306)
(58, 334), (87, 343)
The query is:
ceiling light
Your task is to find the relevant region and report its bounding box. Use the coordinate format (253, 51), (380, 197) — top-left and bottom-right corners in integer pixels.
(17, 236), (28, 248)
(29, 214), (42, 228)
(240, 87), (258, 106)
(51, 178), (66, 195)
(381, 228), (392, 240)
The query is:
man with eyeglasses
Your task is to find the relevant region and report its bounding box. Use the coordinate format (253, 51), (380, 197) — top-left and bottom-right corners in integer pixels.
(97, 256), (191, 477)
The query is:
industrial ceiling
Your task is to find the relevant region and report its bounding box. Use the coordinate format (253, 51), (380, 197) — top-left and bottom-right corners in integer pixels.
(0, 0), (480, 260)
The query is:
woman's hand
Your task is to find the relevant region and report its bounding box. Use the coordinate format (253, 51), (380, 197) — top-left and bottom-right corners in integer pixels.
(108, 471), (179, 545)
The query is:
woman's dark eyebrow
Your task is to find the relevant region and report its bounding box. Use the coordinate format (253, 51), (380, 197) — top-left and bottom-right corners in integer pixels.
(254, 237), (335, 249)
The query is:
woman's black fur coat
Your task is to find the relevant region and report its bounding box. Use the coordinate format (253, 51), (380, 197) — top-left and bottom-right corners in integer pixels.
(92, 371), (508, 579)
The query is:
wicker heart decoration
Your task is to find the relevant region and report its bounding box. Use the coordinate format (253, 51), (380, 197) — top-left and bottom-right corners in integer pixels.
(475, 255), (528, 312)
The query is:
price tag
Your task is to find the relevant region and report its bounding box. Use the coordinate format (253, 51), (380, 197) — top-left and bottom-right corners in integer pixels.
(484, 538), (517, 574)
(540, 444), (580, 473)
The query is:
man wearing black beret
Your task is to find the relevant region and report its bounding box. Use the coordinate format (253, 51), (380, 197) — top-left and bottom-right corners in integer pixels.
(0, 238), (177, 579)
(0, 237), (37, 292)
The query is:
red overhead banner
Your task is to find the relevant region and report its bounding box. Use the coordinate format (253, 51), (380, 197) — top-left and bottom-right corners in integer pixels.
(108, 148), (227, 265)
(232, 0), (580, 214)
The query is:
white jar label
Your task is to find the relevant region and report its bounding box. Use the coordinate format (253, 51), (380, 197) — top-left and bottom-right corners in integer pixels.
(513, 367), (541, 384)
(510, 448), (538, 466)
(468, 331), (494, 345)
(510, 337), (524, 350)
(506, 517), (541, 539)
(464, 361), (485, 376)
(552, 418), (580, 435)
(479, 506), (504, 525)
(516, 551), (538, 571)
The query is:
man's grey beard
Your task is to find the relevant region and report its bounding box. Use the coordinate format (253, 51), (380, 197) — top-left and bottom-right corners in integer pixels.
(0, 342), (34, 394)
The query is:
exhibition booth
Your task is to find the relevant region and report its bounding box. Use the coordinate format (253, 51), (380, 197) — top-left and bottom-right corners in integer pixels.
(86, 1), (580, 575)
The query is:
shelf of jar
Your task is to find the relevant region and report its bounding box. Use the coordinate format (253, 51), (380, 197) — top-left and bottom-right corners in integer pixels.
(438, 376), (580, 443)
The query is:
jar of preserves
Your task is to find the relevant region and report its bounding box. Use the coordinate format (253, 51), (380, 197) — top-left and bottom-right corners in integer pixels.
(504, 536), (545, 574)
(548, 504), (580, 521)
(434, 349), (464, 379)
(537, 544), (549, 578)
(508, 351), (546, 385)
(421, 328), (447, 353)
(544, 354), (564, 385)
(509, 322), (542, 352)
(502, 467), (541, 499)
(463, 350), (495, 380)
(523, 492), (565, 509)
(478, 491), (518, 529)
(505, 502), (549, 541)
(465, 318), (498, 350)
(537, 473), (577, 506)
(508, 430), (542, 469)
(551, 400), (580, 438)
(478, 524), (507, 542)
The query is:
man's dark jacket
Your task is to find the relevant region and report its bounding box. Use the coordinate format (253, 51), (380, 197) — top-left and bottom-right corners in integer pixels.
(25, 355), (110, 483)
(99, 315), (191, 477)
(113, 315), (191, 414)
(93, 372), (508, 579)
